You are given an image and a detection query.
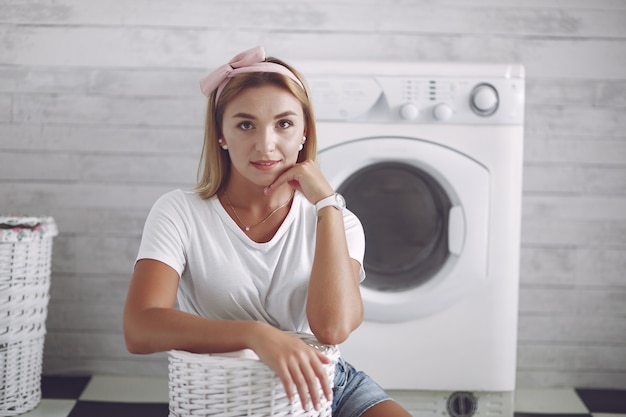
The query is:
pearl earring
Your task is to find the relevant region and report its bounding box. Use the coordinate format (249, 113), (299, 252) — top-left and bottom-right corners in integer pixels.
(218, 138), (228, 150)
(299, 136), (306, 151)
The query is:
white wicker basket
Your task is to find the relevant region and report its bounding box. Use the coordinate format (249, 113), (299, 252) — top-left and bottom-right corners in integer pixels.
(0, 217), (57, 416)
(168, 333), (339, 417)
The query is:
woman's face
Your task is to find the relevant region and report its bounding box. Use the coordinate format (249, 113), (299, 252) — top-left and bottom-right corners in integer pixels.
(221, 84), (306, 189)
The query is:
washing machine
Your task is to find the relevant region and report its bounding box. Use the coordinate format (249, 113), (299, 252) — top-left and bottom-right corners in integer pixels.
(297, 61), (525, 416)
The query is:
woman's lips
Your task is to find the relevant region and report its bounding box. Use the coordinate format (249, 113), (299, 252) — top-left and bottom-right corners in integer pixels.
(251, 160), (280, 170)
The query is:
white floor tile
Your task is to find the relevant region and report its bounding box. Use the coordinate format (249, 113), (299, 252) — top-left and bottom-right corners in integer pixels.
(19, 399), (76, 417)
(79, 375), (169, 403)
(514, 388), (589, 413)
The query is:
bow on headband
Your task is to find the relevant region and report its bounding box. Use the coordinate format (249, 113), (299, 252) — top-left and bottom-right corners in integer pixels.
(199, 46), (304, 100)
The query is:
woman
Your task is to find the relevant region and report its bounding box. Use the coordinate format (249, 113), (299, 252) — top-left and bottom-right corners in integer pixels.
(123, 46), (411, 417)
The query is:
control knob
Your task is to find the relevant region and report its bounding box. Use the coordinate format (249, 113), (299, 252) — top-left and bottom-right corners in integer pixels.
(433, 103), (453, 121)
(399, 102), (419, 120)
(470, 84), (499, 116)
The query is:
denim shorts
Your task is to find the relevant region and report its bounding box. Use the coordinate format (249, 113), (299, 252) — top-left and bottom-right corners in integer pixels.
(331, 357), (391, 417)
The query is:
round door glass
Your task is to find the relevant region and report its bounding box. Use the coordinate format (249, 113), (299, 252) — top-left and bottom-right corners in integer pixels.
(338, 162), (452, 292)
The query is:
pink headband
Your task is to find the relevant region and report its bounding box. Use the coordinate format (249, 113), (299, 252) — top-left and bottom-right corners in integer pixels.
(199, 46), (304, 101)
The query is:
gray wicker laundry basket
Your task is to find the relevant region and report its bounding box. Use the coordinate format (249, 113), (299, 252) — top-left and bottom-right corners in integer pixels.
(168, 333), (339, 417)
(0, 216), (57, 416)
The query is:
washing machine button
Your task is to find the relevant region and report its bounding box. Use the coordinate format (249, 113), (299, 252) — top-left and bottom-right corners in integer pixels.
(470, 83), (499, 116)
(399, 102), (420, 120)
(433, 103), (453, 121)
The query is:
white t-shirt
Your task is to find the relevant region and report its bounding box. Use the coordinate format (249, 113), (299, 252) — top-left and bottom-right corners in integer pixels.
(136, 189), (365, 334)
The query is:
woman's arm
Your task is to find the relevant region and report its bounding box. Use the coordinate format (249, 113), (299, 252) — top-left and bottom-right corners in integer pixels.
(306, 207), (364, 345)
(265, 160), (364, 345)
(124, 259), (255, 354)
(123, 258), (332, 410)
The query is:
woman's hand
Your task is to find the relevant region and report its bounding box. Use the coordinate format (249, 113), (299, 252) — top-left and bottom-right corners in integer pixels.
(265, 160), (334, 205)
(249, 325), (333, 411)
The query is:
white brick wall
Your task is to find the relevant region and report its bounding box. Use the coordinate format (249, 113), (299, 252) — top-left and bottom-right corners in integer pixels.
(1, 0), (625, 388)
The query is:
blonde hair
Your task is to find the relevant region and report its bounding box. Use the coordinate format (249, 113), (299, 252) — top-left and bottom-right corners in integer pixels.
(194, 58), (317, 200)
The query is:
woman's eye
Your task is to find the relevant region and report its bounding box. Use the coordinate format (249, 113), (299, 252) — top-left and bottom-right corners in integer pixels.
(277, 119), (293, 129)
(238, 121), (254, 130)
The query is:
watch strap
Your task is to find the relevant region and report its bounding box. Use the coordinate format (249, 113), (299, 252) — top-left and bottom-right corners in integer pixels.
(315, 193), (345, 215)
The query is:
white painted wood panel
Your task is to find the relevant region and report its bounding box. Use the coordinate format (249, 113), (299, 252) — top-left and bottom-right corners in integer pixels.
(523, 195), (626, 221)
(524, 136), (626, 165)
(40, 208), (148, 236)
(12, 94), (203, 126)
(518, 316), (626, 344)
(0, 95), (10, 122)
(520, 247), (577, 284)
(518, 345), (626, 372)
(43, 332), (129, 360)
(575, 248), (626, 286)
(595, 82), (626, 107)
(2, 1), (625, 38)
(521, 247), (626, 287)
(522, 218), (626, 246)
(0, 124), (203, 154)
(517, 370), (626, 390)
(0, 152), (79, 181)
(523, 165), (626, 194)
(47, 303), (125, 332)
(526, 106), (626, 136)
(1, 25), (625, 79)
(49, 274), (132, 302)
(78, 154), (197, 184)
(52, 235), (141, 275)
(519, 288), (626, 316)
(3, 183), (174, 209)
(42, 356), (168, 377)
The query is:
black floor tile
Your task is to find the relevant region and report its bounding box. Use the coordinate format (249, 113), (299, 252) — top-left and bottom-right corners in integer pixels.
(68, 401), (169, 417)
(576, 388), (626, 413)
(41, 375), (92, 399)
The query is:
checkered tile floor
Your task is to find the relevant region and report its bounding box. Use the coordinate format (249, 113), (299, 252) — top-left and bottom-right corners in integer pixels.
(15, 375), (626, 416)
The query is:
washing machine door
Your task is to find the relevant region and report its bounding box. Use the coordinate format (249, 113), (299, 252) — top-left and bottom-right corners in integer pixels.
(318, 137), (489, 322)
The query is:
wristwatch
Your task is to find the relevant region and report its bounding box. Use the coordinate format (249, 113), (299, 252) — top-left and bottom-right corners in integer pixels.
(314, 193), (346, 215)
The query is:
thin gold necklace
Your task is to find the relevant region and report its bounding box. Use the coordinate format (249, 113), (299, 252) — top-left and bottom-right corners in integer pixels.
(223, 191), (294, 232)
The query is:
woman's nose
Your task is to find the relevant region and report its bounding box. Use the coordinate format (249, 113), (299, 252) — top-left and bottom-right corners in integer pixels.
(256, 128), (276, 152)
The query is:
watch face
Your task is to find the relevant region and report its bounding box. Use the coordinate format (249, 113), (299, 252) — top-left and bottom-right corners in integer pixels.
(336, 193), (346, 208)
